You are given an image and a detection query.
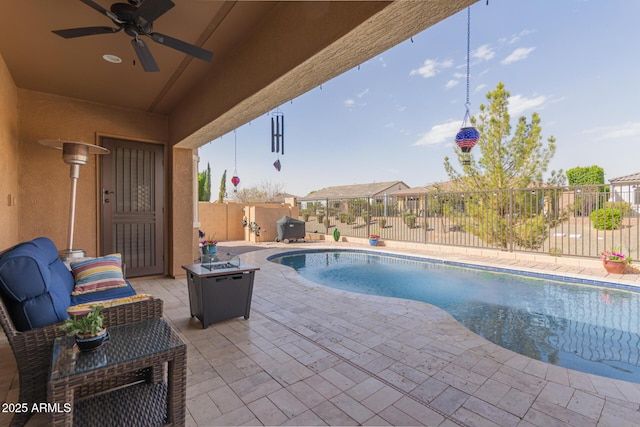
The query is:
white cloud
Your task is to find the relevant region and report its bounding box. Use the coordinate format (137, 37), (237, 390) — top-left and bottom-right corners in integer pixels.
(583, 122), (640, 140)
(508, 94), (547, 116)
(500, 29), (536, 45)
(344, 99), (355, 108)
(472, 44), (495, 62)
(357, 88), (369, 98)
(445, 80), (459, 89)
(378, 57), (387, 68)
(412, 120), (461, 146)
(475, 83), (488, 93)
(410, 58), (453, 78)
(501, 47), (536, 64)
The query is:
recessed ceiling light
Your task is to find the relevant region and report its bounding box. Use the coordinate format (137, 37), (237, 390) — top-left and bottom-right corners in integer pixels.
(102, 54), (122, 64)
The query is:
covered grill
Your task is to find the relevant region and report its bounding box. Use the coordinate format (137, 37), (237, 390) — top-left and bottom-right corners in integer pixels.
(275, 216), (305, 243)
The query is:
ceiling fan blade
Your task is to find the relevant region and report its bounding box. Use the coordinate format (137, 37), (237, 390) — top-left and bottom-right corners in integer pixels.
(149, 32), (213, 63)
(52, 26), (121, 39)
(136, 0), (176, 24)
(131, 38), (159, 72)
(79, 0), (122, 23)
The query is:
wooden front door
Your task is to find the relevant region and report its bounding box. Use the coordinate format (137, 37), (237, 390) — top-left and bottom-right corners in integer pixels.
(101, 137), (164, 277)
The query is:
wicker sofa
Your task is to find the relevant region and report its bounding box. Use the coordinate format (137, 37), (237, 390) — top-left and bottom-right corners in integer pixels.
(0, 237), (164, 427)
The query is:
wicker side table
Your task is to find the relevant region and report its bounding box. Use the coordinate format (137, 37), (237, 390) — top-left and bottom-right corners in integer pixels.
(48, 318), (186, 426)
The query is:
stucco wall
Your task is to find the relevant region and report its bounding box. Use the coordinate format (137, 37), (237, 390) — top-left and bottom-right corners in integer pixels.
(246, 205), (300, 243)
(0, 54), (19, 250)
(17, 90), (168, 257)
(198, 202), (246, 242)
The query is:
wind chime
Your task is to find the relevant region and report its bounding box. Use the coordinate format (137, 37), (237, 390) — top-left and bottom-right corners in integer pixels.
(231, 130), (240, 192)
(455, 7), (479, 166)
(271, 110), (284, 171)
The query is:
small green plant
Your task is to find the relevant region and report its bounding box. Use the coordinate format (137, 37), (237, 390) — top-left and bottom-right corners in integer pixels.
(590, 208), (621, 230)
(60, 305), (104, 337)
(403, 214), (416, 228)
(549, 247), (562, 257)
(323, 217), (330, 228)
(317, 213), (324, 223)
(378, 218), (386, 228)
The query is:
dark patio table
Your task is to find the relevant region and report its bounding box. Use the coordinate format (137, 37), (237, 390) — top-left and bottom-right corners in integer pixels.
(48, 318), (186, 426)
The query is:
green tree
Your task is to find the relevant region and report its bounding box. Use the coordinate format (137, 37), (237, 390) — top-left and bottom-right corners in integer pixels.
(198, 162), (211, 202)
(218, 170), (227, 203)
(443, 82), (559, 249)
(566, 166), (608, 216)
(566, 165), (605, 186)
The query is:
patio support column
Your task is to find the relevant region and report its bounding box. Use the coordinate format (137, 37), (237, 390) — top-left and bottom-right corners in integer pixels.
(171, 147), (196, 278)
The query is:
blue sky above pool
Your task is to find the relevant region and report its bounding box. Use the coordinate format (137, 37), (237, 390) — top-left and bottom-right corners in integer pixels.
(199, 0), (640, 198)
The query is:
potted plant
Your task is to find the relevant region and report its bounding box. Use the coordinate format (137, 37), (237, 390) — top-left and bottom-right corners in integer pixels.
(199, 230), (217, 255)
(369, 233), (380, 246)
(60, 305), (109, 352)
(601, 250), (631, 274)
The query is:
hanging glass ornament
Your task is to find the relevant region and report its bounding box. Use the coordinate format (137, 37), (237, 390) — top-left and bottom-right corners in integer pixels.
(455, 7), (478, 166)
(232, 130), (240, 192)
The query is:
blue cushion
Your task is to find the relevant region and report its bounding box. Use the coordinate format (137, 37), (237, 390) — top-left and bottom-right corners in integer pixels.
(70, 281), (136, 305)
(0, 237), (74, 331)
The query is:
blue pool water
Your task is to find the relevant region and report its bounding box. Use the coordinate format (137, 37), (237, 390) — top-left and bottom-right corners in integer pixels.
(269, 250), (640, 383)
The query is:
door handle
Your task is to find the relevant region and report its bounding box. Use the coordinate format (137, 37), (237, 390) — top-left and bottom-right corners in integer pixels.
(103, 189), (114, 204)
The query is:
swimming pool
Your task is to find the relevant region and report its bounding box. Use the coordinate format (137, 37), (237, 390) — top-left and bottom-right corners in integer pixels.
(269, 249), (640, 384)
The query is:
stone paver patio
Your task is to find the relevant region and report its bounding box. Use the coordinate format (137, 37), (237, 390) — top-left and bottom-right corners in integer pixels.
(2, 240), (640, 426)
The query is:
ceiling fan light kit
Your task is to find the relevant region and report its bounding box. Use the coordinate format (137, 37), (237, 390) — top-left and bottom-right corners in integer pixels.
(52, 0), (213, 72)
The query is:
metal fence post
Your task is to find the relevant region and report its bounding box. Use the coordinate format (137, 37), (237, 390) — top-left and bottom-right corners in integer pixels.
(509, 189), (514, 252)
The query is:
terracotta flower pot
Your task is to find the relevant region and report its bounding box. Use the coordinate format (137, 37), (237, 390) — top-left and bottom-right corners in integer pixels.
(603, 260), (626, 274)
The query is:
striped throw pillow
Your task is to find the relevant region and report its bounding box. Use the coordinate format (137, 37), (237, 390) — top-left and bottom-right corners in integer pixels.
(70, 254), (127, 295)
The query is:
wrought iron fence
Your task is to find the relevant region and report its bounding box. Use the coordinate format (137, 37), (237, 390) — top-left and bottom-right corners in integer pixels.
(297, 183), (640, 261)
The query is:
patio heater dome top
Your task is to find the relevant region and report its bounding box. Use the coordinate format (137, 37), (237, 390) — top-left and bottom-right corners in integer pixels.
(39, 139), (109, 164)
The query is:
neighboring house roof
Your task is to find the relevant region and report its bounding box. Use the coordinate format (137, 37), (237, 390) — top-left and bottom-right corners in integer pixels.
(609, 172), (640, 184)
(388, 180), (459, 196)
(302, 181), (408, 200)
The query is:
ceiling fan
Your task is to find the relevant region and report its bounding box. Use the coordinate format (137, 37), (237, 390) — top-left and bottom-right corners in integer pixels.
(52, 0), (213, 72)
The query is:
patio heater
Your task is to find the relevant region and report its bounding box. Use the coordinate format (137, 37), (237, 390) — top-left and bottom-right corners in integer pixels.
(39, 139), (109, 259)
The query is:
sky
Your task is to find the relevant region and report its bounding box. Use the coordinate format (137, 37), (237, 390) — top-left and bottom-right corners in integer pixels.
(198, 0), (640, 198)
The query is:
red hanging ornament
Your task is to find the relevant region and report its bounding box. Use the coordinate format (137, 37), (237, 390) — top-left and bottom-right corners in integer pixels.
(231, 130), (240, 192)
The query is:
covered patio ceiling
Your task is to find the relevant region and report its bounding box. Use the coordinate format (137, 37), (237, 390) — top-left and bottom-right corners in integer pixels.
(0, 0), (474, 148)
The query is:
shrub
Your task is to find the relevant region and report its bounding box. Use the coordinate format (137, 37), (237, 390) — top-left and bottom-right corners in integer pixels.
(379, 218), (386, 228)
(323, 217), (330, 228)
(362, 211), (371, 224)
(404, 214), (416, 228)
(317, 213), (324, 223)
(338, 212), (354, 224)
(590, 208), (622, 230)
(605, 201), (632, 218)
(514, 215), (547, 249)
